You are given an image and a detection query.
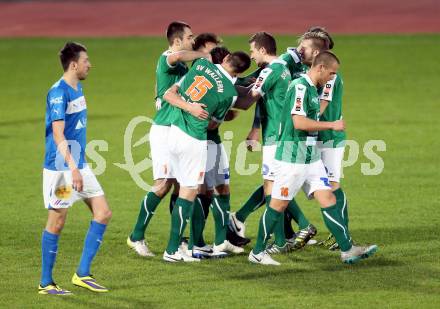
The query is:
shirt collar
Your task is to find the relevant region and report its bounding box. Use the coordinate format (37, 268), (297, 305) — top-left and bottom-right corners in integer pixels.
(269, 58), (287, 66)
(215, 64), (236, 83)
(301, 73), (315, 87)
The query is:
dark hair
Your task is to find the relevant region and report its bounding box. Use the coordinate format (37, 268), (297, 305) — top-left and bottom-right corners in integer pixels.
(228, 51), (251, 73)
(308, 26), (334, 49)
(249, 31), (277, 55)
(210, 46), (230, 64)
(59, 42), (87, 71)
(312, 50), (340, 67)
(194, 33), (222, 51)
(166, 21), (191, 45)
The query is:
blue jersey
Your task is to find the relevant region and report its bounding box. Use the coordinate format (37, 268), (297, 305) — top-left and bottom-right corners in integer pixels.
(44, 78), (88, 171)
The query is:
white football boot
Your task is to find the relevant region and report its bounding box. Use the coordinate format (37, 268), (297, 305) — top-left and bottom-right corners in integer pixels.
(248, 250), (280, 266)
(163, 248), (201, 263)
(341, 244), (378, 264)
(213, 240), (244, 254)
(127, 236), (155, 257)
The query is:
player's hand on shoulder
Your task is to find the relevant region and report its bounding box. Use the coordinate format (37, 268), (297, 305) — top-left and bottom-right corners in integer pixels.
(72, 168), (83, 192)
(332, 120), (345, 131)
(188, 102), (209, 120)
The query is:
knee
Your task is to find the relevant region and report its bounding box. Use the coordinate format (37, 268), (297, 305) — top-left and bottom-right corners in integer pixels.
(153, 180), (172, 198)
(46, 217), (66, 234)
(320, 192), (336, 207)
(95, 209), (112, 224)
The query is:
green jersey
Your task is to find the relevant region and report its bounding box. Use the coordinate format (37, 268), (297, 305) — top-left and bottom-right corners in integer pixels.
(205, 68), (263, 144)
(173, 58), (238, 140)
(153, 50), (188, 126)
(279, 48), (308, 79)
(275, 74), (321, 164)
(253, 59), (291, 146)
(318, 74), (346, 147)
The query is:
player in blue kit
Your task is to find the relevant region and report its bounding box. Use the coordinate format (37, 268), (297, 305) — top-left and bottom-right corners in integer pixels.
(39, 42), (112, 295)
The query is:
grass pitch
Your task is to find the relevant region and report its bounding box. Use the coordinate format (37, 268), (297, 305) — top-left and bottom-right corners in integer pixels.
(0, 35), (439, 308)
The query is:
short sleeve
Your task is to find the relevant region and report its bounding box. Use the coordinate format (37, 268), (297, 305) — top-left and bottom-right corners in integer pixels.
(252, 67), (274, 97)
(47, 88), (67, 122)
(291, 84), (307, 116)
(320, 75), (337, 101)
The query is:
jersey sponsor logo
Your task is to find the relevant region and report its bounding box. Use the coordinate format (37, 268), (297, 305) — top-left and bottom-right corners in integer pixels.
(66, 96), (87, 114)
(50, 96), (63, 105)
(295, 97), (302, 111)
(75, 118), (87, 130)
(185, 76), (213, 101)
(323, 83), (331, 97)
(280, 187), (289, 197)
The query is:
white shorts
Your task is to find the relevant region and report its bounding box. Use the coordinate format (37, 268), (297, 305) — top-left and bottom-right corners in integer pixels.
(271, 159), (332, 201)
(262, 145), (277, 181)
(205, 141), (230, 190)
(43, 165), (104, 209)
(150, 124), (174, 180)
(168, 125), (207, 188)
(320, 146), (345, 183)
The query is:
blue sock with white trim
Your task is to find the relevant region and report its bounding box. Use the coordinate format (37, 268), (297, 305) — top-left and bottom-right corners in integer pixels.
(77, 221), (107, 277)
(40, 230), (59, 286)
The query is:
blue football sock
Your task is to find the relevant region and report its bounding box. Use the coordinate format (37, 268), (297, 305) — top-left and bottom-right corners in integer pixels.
(77, 221), (107, 277)
(40, 230), (59, 287)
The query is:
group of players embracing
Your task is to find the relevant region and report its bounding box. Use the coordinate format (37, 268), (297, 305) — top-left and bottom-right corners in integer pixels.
(127, 21), (378, 266)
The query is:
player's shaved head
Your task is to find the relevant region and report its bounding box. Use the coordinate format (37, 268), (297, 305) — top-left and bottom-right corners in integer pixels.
(312, 50), (340, 67)
(249, 32), (277, 55)
(227, 51), (251, 74)
(210, 46), (230, 64)
(166, 21), (191, 45)
(59, 42), (87, 71)
(194, 33), (222, 51)
(308, 26), (334, 49)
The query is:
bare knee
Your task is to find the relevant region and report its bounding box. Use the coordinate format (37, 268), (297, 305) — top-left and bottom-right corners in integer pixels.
(314, 190), (336, 208)
(46, 213), (67, 234)
(94, 208), (112, 224)
(153, 179), (173, 198)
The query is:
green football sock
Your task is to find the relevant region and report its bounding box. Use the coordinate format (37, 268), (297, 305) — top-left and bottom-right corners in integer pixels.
(267, 195), (286, 247)
(236, 185), (265, 223)
(286, 198), (310, 229)
(130, 192), (162, 241)
(168, 193), (178, 214)
(321, 204), (352, 252)
(166, 198), (194, 254)
(189, 195), (208, 249)
(253, 205), (283, 254)
(211, 194), (230, 245)
(283, 211), (296, 239)
(334, 188), (349, 228)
